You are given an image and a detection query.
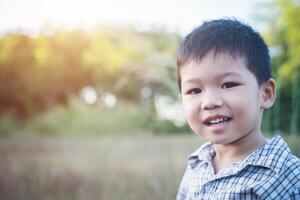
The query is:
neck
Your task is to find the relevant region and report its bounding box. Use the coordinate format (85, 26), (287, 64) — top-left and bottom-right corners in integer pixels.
(212, 131), (267, 173)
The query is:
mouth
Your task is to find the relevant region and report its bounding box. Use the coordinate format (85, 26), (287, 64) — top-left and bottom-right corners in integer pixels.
(203, 116), (232, 127)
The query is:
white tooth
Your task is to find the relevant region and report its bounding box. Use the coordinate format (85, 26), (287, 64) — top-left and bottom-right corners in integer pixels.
(216, 118), (222, 123)
(209, 117), (228, 124)
(210, 118), (219, 124)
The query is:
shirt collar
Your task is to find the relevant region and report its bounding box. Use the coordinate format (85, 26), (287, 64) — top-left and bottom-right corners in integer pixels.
(239, 135), (291, 174)
(188, 135), (291, 173)
(188, 141), (214, 169)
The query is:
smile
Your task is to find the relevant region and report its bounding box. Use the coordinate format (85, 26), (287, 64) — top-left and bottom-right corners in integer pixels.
(204, 117), (232, 126)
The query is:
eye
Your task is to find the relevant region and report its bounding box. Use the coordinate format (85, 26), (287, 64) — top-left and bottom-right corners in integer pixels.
(222, 82), (240, 89)
(186, 88), (202, 95)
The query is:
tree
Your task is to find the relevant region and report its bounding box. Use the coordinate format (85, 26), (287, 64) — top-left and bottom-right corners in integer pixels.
(264, 0), (300, 134)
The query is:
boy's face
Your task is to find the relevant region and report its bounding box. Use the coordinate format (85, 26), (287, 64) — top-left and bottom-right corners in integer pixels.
(179, 51), (275, 145)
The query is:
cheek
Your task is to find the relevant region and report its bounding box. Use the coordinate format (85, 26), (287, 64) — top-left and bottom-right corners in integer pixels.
(227, 92), (260, 119)
(182, 99), (199, 120)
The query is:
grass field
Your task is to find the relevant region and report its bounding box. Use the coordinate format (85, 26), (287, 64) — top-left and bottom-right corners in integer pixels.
(0, 134), (203, 200)
(1, 133), (299, 200)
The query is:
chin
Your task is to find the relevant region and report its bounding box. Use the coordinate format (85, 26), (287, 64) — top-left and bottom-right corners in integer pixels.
(206, 136), (235, 145)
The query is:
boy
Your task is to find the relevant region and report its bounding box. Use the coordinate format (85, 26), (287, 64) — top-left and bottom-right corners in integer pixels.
(176, 19), (300, 199)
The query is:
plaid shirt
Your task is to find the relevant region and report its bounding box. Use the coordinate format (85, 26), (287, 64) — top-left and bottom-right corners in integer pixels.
(177, 136), (300, 200)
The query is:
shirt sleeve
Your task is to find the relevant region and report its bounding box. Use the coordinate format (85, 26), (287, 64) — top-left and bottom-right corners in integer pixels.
(176, 165), (190, 200)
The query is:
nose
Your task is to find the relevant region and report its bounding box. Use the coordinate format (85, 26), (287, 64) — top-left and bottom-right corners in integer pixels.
(200, 90), (223, 110)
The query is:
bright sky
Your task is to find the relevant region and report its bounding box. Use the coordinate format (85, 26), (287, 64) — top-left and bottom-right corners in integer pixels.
(0, 0), (269, 35)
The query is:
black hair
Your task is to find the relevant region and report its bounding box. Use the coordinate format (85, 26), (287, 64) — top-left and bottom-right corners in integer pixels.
(177, 18), (271, 93)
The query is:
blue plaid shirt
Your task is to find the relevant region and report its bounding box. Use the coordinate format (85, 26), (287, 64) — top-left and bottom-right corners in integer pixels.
(177, 136), (300, 200)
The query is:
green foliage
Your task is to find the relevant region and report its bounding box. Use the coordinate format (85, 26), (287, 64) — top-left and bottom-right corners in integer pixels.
(20, 99), (188, 136)
(0, 27), (180, 120)
(0, 114), (18, 136)
(144, 116), (191, 135)
(26, 100), (142, 135)
(262, 0), (300, 134)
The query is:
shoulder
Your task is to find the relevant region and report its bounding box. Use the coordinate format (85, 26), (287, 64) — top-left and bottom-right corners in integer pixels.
(277, 155), (300, 198)
(249, 136), (300, 199)
(283, 154), (300, 172)
(272, 145), (300, 183)
(279, 154), (300, 184)
(177, 142), (213, 191)
(257, 154), (300, 199)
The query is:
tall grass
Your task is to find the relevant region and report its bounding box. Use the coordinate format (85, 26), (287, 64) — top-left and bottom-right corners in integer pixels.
(0, 134), (203, 200)
(0, 133), (299, 200)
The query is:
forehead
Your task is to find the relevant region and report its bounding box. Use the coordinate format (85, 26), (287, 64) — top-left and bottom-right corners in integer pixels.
(180, 51), (250, 82)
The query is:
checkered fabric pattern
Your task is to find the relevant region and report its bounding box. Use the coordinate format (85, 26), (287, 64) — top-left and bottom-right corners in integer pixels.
(176, 136), (300, 200)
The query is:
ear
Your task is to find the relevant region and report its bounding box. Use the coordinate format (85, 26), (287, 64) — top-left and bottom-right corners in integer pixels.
(261, 78), (276, 109)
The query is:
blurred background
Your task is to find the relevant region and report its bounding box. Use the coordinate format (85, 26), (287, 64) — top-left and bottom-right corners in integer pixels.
(0, 0), (299, 199)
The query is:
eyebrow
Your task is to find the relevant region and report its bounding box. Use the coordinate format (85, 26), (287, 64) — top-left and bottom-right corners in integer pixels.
(182, 79), (200, 85)
(219, 72), (242, 78)
(183, 72), (242, 85)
